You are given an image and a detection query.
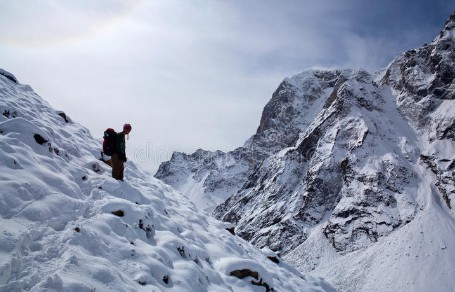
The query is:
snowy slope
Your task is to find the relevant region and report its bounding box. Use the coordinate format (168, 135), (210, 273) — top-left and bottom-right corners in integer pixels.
(286, 181), (455, 292)
(0, 71), (334, 291)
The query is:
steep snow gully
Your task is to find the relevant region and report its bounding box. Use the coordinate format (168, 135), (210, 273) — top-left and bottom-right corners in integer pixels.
(0, 72), (335, 291)
(156, 12), (455, 292)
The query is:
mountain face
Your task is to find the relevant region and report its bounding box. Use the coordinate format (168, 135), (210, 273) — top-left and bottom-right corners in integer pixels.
(155, 71), (343, 212)
(156, 12), (455, 291)
(0, 70), (335, 291)
(215, 68), (416, 255)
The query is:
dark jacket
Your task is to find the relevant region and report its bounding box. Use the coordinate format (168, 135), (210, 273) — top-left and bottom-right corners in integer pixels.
(114, 132), (126, 155)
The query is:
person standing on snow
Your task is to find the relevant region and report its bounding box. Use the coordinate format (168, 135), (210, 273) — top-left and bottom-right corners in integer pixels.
(112, 123), (132, 181)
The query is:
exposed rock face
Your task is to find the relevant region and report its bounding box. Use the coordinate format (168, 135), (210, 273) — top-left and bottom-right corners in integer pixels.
(215, 69), (421, 254)
(245, 70), (343, 154)
(379, 13), (455, 215)
(157, 12), (455, 258)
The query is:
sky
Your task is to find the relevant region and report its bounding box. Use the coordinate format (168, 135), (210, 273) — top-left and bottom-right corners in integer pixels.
(0, 0), (454, 173)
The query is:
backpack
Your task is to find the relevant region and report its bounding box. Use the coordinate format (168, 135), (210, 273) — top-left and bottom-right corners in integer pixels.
(102, 128), (117, 156)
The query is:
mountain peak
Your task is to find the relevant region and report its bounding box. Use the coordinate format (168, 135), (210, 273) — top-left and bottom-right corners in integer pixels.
(444, 10), (455, 31)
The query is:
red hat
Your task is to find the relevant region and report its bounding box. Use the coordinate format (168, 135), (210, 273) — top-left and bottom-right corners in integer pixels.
(123, 123), (132, 132)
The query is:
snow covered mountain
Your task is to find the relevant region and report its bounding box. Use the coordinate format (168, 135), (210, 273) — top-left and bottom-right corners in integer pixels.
(154, 70), (338, 213)
(156, 12), (455, 291)
(155, 148), (268, 213)
(0, 70), (335, 291)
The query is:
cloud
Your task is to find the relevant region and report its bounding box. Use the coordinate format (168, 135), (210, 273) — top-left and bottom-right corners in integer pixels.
(0, 0), (141, 46)
(0, 0), (453, 172)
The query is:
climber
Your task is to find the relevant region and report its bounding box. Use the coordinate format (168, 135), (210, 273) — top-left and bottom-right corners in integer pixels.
(111, 123), (132, 181)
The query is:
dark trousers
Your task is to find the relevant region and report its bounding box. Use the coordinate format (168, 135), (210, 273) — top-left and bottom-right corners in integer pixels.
(111, 153), (124, 180)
